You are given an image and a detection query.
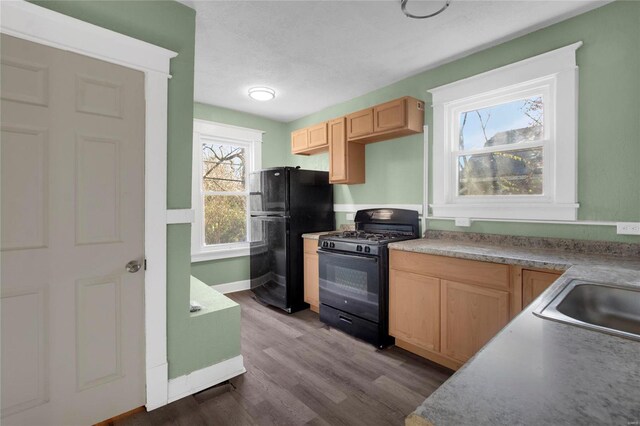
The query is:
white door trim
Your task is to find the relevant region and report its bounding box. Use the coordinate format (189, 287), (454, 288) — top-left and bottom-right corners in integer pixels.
(1, 0), (177, 411)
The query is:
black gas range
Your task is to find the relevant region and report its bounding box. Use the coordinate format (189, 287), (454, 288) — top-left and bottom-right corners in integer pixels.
(317, 209), (420, 348)
(320, 229), (417, 255)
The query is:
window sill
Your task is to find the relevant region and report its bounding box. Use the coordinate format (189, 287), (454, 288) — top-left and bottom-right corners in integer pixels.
(191, 245), (250, 263)
(431, 203), (579, 221)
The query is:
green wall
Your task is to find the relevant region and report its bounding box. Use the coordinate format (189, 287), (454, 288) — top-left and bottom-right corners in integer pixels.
(191, 1), (639, 298)
(191, 103), (289, 287)
(31, 0), (203, 379)
(287, 1), (640, 243)
(194, 102), (290, 167)
(187, 277), (241, 374)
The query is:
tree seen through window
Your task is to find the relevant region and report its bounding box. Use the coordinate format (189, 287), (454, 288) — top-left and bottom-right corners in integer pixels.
(457, 96), (544, 196)
(202, 142), (248, 245)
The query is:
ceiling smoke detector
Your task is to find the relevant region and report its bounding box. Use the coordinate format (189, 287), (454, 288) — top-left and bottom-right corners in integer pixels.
(248, 87), (276, 101)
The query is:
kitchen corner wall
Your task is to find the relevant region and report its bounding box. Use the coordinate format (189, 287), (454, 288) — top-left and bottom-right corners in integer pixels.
(287, 0), (640, 244)
(30, 0), (203, 379)
(191, 1), (639, 298)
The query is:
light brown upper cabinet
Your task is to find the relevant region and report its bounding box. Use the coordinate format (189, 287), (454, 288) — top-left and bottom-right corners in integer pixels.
(346, 96), (424, 144)
(291, 122), (329, 155)
(290, 96), (424, 183)
(374, 98), (406, 132)
(291, 128), (309, 153)
(308, 122), (328, 149)
(329, 117), (365, 184)
(346, 108), (374, 140)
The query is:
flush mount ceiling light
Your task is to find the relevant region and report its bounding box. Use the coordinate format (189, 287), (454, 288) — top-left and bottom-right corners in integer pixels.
(248, 87), (276, 101)
(401, 0), (451, 19)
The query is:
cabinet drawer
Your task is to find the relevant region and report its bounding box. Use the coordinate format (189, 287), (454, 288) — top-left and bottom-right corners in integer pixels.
(320, 303), (380, 347)
(390, 250), (510, 290)
(303, 238), (318, 254)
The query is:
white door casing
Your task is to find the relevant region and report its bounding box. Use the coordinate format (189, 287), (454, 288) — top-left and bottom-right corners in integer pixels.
(1, 0), (179, 412)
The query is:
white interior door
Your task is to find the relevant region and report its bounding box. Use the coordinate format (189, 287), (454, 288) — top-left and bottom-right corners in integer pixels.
(1, 34), (146, 425)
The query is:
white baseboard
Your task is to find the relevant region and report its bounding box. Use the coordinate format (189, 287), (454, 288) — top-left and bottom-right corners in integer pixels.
(333, 204), (423, 215)
(145, 362), (169, 411)
(167, 355), (246, 404)
(212, 279), (250, 294)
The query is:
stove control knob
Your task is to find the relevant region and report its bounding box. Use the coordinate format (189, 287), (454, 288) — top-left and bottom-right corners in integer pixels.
(330, 242), (335, 248)
(322, 241), (328, 248)
(364, 246), (371, 253)
(356, 245), (363, 252)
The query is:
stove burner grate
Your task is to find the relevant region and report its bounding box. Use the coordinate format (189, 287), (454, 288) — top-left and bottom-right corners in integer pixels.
(336, 230), (414, 242)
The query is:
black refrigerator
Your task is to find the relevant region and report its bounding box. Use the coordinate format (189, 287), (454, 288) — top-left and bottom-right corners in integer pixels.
(250, 167), (334, 313)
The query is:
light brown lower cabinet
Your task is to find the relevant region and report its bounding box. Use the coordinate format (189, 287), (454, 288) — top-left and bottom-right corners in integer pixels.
(303, 239), (320, 313)
(389, 250), (562, 370)
(389, 269), (440, 352)
(440, 280), (509, 363)
(521, 268), (561, 307)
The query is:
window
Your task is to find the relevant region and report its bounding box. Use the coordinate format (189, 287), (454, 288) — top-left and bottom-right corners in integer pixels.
(457, 94), (544, 197)
(191, 119), (262, 262)
(430, 42), (581, 221)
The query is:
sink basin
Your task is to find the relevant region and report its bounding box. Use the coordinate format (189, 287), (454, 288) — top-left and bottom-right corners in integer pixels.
(534, 280), (640, 341)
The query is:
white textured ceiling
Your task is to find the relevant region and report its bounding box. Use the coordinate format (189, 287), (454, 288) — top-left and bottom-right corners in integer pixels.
(182, 0), (609, 122)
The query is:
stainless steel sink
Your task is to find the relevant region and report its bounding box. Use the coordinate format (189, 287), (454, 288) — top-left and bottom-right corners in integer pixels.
(534, 280), (640, 341)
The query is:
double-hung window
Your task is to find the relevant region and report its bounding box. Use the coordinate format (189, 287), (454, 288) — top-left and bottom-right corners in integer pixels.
(430, 42), (581, 221)
(191, 119), (262, 261)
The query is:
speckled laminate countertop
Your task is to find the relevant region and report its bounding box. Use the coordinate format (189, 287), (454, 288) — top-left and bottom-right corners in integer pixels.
(388, 237), (640, 271)
(302, 225), (355, 240)
(301, 231), (332, 240)
(393, 238), (640, 425)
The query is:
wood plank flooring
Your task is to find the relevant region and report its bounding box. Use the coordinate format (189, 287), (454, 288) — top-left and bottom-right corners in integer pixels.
(117, 291), (452, 426)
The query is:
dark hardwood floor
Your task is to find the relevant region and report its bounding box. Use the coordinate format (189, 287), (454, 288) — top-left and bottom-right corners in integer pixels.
(118, 291), (452, 426)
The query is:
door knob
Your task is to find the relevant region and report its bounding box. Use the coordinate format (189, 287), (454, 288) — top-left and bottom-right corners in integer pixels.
(126, 260), (142, 273)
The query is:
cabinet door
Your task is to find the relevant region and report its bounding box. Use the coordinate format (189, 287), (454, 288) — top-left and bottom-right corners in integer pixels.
(374, 98), (406, 132)
(522, 270), (559, 307)
(303, 239), (319, 310)
(389, 269), (440, 352)
(441, 280), (509, 363)
(329, 117), (347, 182)
(346, 108), (374, 140)
(303, 252), (319, 311)
(291, 128), (309, 153)
(308, 122), (328, 148)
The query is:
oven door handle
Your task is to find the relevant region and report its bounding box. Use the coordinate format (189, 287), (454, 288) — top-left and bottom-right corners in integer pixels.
(317, 248), (378, 263)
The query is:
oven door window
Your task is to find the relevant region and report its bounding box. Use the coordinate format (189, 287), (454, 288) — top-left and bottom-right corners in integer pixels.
(319, 250), (380, 323)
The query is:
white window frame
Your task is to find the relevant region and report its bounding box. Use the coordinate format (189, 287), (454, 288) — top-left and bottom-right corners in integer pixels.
(191, 119), (262, 262)
(429, 42), (582, 221)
